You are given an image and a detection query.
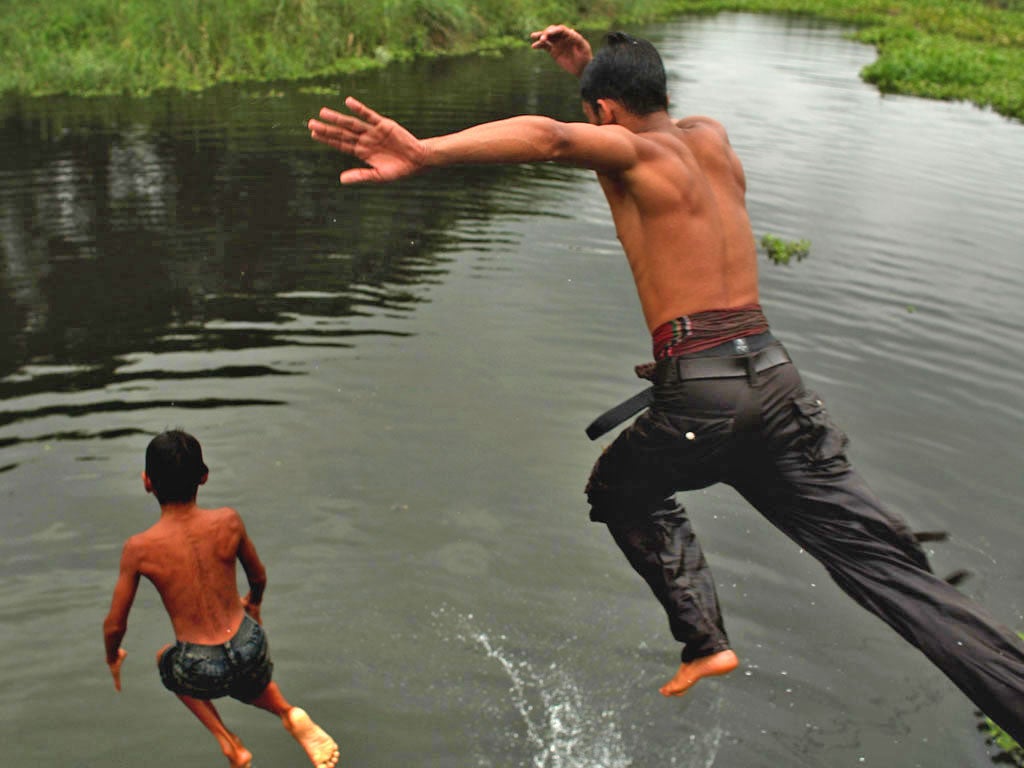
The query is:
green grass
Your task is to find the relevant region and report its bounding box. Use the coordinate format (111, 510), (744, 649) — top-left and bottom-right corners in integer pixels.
(2, 0), (1023, 119)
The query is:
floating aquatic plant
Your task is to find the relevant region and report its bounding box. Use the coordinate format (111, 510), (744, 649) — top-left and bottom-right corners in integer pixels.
(978, 633), (1024, 765)
(760, 233), (810, 266)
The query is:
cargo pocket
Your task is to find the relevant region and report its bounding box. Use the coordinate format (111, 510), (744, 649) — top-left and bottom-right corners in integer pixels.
(653, 410), (737, 489)
(791, 390), (849, 464)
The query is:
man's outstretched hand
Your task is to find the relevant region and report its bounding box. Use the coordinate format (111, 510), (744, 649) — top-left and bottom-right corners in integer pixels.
(308, 97), (426, 184)
(530, 25), (593, 78)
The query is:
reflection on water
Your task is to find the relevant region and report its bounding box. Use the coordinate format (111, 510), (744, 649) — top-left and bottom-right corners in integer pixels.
(0, 59), (584, 418)
(2, 13), (1023, 768)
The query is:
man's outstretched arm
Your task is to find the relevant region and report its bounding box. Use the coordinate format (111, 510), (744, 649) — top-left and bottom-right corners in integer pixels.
(308, 97), (640, 184)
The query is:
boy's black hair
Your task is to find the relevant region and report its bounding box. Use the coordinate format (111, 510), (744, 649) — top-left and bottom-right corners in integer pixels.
(580, 31), (669, 116)
(145, 430), (209, 504)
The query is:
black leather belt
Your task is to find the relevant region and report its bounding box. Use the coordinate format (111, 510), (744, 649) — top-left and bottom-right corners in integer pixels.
(659, 342), (790, 385)
(585, 335), (791, 440)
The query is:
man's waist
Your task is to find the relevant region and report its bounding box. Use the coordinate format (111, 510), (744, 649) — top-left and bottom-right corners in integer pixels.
(585, 332), (791, 440)
(650, 304), (769, 361)
(653, 335), (791, 385)
(637, 330), (780, 381)
(671, 330), (778, 359)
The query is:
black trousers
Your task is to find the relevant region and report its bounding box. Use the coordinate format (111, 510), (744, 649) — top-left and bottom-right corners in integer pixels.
(586, 341), (1024, 743)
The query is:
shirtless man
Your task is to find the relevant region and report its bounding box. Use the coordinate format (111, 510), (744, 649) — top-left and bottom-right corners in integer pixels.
(103, 430), (340, 768)
(308, 26), (1024, 742)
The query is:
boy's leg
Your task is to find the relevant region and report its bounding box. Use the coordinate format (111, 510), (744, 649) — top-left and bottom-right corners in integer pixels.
(156, 645), (252, 767)
(247, 683), (340, 768)
(176, 695), (253, 768)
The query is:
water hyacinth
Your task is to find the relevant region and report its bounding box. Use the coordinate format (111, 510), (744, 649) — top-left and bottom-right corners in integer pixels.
(0, 0), (1022, 119)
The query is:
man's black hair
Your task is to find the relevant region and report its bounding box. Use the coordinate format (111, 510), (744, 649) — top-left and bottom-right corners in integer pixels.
(145, 429), (209, 504)
(579, 31), (668, 116)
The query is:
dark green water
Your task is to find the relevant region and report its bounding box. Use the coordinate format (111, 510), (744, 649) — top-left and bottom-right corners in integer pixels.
(2, 13), (1022, 768)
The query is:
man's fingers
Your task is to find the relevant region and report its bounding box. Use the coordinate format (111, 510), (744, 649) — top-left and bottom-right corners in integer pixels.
(344, 96), (385, 126)
(317, 106), (346, 123)
(340, 167), (381, 185)
(530, 25), (572, 49)
(308, 116), (366, 155)
(310, 97), (384, 139)
(312, 110), (367, 135)
(309, 128), (361, 156)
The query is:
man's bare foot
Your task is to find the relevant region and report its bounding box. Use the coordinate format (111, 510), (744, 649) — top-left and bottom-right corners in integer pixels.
(659, 649), (739, 697)
(283, 707), (340, 768)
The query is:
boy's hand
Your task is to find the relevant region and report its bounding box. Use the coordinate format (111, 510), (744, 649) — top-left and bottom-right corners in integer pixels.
(108, 648), (127, 691)
(530, 25), (593, 78)
(241, 594), (262, 625)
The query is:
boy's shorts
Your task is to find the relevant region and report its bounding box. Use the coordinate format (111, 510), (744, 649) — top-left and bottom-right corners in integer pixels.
(158, 614), (273, 701)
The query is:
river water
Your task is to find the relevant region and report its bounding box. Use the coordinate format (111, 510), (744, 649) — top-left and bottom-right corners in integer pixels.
(2, 12), (1022, 768)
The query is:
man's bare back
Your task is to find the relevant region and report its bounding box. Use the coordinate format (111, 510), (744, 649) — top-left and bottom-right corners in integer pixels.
(591, 113), (760, 331)
(124, 503), (261, 644)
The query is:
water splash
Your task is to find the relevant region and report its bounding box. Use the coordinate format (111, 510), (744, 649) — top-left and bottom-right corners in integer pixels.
(436, 607), (726, 768)
(471, 629), (631, 768)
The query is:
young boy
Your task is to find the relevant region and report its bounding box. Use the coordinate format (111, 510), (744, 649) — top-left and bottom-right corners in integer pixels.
(103, 430), (340, 768)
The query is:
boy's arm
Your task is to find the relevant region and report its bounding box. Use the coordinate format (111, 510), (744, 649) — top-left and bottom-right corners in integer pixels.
(102, 540), (141, 691)
(235, 512), (267, 624)
(308, 97), (641, 184)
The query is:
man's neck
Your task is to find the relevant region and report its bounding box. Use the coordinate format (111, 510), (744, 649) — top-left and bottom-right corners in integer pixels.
(623, 111), (675, 134)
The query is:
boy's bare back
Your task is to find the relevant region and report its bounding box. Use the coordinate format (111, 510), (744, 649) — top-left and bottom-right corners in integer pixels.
(116, 503), (265, 645)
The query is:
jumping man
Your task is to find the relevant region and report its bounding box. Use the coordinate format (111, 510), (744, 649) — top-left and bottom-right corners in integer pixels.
(308, 25), (1024, 742)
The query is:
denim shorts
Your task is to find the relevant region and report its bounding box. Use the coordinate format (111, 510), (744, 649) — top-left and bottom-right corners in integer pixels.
(158, 615), (273, 701)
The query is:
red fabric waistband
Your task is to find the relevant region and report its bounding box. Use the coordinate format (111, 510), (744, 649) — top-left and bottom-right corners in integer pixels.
(651, 304), (769, 360)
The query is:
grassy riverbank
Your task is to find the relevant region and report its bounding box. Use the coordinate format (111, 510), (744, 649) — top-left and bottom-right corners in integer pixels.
(1, 0), (1022, 119)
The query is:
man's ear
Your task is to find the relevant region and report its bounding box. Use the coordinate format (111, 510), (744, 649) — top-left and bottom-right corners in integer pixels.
(595, 98), (617, 126)
(142, 471), (154, 494)
(198, 472), (209, 486)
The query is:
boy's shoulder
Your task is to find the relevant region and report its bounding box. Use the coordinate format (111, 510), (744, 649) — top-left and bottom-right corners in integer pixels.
(123, 505), (243, 544)
(202, 505), (245, 526)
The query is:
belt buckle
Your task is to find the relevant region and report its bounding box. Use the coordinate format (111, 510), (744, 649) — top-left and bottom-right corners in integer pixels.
(733, 337), (750, 355)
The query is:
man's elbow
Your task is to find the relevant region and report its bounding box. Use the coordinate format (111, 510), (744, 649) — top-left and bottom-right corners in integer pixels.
(543, 123), (578, 163)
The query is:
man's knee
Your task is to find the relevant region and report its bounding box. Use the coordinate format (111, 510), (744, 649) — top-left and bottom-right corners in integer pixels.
(589, 490), (683, 527)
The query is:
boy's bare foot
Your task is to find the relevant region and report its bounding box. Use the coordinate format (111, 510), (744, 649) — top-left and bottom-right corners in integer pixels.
(228, 734), (253, 768)
(659, 649), (739, 697)
(283, 707), (340, 768)
(216, 731), (252, 768)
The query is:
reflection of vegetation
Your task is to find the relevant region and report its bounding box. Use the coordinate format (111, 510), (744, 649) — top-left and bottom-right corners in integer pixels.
(1, 1), (1022, 120)
(761, 233), (810, 265)
(0, 52), (587, 390)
